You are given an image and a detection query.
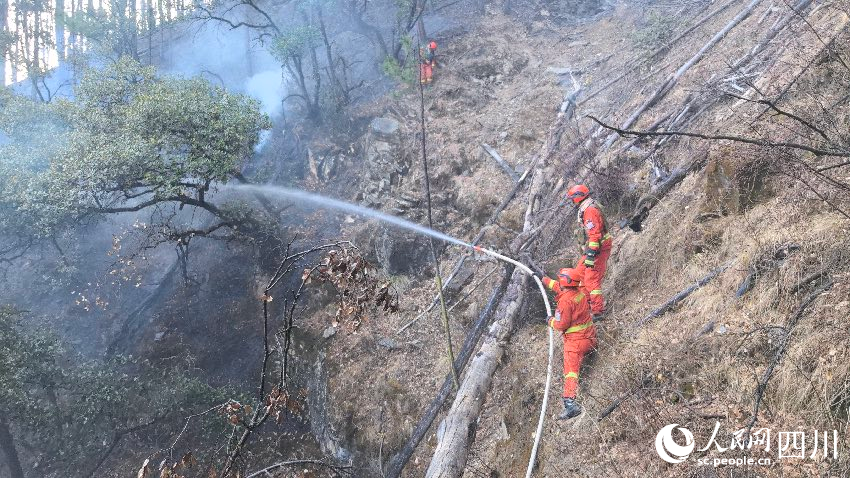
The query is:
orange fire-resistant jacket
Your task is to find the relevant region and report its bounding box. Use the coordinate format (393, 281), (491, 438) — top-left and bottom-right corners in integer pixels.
(546, 284), (593, 334)
(577, 198), (610, 253)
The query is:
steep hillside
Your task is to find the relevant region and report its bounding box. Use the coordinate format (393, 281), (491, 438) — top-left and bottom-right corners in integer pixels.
(310, 1), (850, 476)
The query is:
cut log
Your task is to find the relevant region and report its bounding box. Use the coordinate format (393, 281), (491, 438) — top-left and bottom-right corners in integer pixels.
(384, 269), (513, 478)
(481, 143), (520, 183)
(633, 261), (734, 329)
(424, 85), (582, 478)
(603, 0), (764, 149)
(425, 266), (530, 478)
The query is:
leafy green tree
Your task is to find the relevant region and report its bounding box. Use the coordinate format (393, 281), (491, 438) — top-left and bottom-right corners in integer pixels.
(0, 57), (272, 263)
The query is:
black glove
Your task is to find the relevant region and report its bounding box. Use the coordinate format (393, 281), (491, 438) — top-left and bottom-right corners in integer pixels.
(531, 264), (546, 278)
(521, 254), (546, 278)
(584, 247), (598, 259)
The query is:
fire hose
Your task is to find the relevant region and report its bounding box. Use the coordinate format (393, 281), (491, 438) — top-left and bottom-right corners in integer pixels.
(472, 246), (553, 478)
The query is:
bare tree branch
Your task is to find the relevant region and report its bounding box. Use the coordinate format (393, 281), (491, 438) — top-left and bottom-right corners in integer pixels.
(587, 115), (850, 157)
(723, 91), (832, 142)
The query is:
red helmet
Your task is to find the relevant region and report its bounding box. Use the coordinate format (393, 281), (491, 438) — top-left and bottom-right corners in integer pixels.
(557, 268), (582, 287)
(429, 41), (437, 50)
(566, 184), (590, 204)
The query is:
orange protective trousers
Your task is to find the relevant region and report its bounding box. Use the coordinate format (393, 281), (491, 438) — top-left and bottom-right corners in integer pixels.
(574, 237), (612, 315)
(420, 63), (433, 83)
(563, 326), (597, 398)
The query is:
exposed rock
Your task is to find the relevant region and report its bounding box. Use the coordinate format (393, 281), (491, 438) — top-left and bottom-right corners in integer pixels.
(498, 418), (510, 441)
(443, 266), (475, 303)
(377, 337), (400, 350)
(307, 148), (339, 181)
(323, 326), (337, 339)
(372, 228), (434, 275)
(370, 117), (400, 139)
(702, 154), (740, 216)
(321, 154), (338, 180)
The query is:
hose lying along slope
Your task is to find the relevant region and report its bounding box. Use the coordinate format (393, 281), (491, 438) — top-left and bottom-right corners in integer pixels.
(424, 76), (581, 478)
(471, 246), (553, 478)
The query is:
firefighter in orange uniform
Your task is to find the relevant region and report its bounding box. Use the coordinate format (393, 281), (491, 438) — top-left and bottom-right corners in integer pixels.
(427, 40), (437, 68)
(541, 268), (597, 419)
(566, 184), (612, 317)
(420, 41), (437, 84)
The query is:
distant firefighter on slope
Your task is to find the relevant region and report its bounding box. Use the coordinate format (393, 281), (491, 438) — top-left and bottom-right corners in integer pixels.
(420, 40), (437, 84)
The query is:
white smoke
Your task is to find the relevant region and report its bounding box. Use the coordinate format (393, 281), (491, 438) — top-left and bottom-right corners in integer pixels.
(244, 70), (284, 118)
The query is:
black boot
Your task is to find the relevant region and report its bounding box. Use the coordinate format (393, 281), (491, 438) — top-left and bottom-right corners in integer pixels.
(558, 397), (582, 420)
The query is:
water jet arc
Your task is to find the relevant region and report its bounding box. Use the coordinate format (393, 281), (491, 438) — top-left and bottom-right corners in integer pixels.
(231, 184), (554, 477)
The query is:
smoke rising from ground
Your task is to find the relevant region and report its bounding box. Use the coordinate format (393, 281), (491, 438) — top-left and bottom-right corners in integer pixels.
(159, 21), (285, 119)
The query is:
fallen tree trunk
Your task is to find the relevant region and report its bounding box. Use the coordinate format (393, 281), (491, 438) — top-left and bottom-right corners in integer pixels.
(730, 0), (814, 72)
(735, 243), (800, 298)
(603, 0), (764, 149)
(578, 0), (739, 107)
(424, 265), (531, 477)
(481, 143), (520, 183)
(633, 261), (734, 329)
(424, 81), (582, 478)
(397, 161), (536, 334)
(384, 267), (514, 478)
(623, 155), (705, 232)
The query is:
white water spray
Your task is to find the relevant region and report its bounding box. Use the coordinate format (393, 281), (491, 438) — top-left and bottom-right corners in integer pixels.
(232, 183), (555, 478)
(233, 184), (474, 248)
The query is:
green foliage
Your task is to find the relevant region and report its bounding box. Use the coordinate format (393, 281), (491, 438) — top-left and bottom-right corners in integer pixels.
(381, 36), (416, 84)
(64, 2), (149, 60)
(382, 56), (417, 85)
(0, 306), (231, 475)
(0, 57), (271, 241)
(631, 12), (677, 53)
(270, 25), (321, 62)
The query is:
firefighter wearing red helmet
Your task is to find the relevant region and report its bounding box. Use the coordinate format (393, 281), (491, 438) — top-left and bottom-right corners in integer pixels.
(566, 184), (612, 317)
(541, 267), (596, 419)
(420, 40), (438, 84)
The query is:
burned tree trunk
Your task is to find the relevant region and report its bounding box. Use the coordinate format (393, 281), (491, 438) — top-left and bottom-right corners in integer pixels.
(425, 266), (530, 477)
(0, 417), (24, 478)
